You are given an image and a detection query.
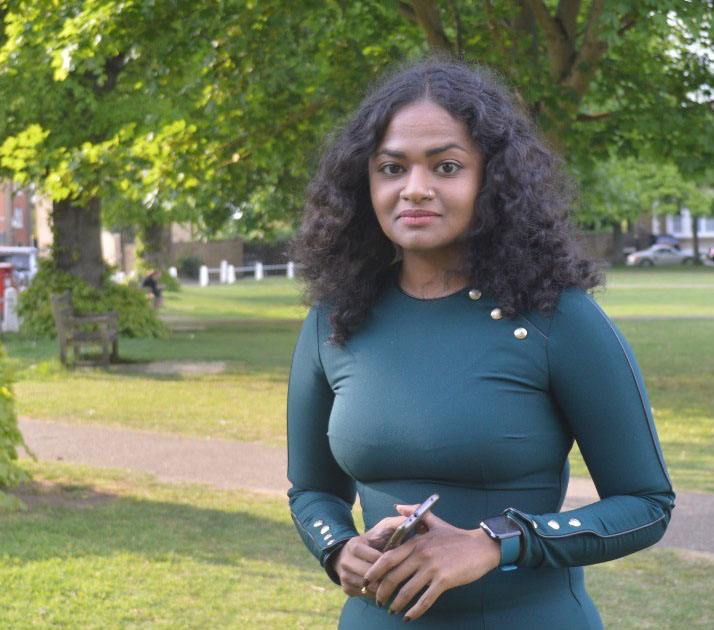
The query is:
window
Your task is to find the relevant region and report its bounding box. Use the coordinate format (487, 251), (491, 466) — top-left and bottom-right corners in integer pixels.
(11, 207), (23, 229)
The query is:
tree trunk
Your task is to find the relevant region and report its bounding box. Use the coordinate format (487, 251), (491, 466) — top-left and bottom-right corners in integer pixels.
(139, 219), (172, 269)
(611, 220), (624, 265)
(51, 197), (104, 288)
(691, 212), (701, 264)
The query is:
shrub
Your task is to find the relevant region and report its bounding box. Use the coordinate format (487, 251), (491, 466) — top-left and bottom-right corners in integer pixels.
(159, 269), (181, 292)
(177, 255), (202, 279)
(18, 261), (169, 339)
(0, 342), (30, 510)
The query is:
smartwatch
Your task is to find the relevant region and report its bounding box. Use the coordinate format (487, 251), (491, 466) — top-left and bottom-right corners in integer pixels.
(479, 514), (523, 571)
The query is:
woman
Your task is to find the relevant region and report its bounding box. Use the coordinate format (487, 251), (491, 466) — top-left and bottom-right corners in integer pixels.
(287, 60), (674, 629)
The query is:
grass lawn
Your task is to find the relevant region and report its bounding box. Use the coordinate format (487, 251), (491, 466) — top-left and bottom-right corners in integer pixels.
(1, 461), (712, 630)
(3, 268), (713, 490)
(160, 278), (308, 320)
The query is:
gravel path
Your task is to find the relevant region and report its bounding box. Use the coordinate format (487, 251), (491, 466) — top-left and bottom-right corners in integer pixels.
(18, 417), (714, 556)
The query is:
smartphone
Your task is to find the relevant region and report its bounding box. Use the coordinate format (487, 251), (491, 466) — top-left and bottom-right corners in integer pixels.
(383, 493), (440, 551)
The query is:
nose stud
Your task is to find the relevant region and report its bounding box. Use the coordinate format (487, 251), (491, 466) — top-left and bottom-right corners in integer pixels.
(400, 188), (435, 201)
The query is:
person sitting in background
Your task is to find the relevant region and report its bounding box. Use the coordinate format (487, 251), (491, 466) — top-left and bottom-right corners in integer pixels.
(141, 269), (163, 308)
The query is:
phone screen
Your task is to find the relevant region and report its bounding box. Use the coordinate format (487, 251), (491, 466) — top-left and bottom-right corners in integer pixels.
(383, 493), (440, 551)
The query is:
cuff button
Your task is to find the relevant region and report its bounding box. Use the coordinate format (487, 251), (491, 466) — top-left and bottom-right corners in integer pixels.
(568, 518), (582, 527)
(312, 520), (323, 528)
(547, 520), (560, 530)
(320, 525), (330, 534)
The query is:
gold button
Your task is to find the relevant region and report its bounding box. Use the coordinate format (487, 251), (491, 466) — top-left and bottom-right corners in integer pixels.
(324, 533), (333, 541)
(468, 289), (482, 300)
(547, 520), (560, 530)
(490, 308), (502, 320)
(320, 525), (330, 535)
(514, 327), (527, 340)
(568, 518), (582, 527)
(327, 539), (336, 546)
(312, 520), (323, 528)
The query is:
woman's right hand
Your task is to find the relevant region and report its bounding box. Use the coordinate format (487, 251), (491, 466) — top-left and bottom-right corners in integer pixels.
(333, 514), (408, 597)
(332, 535), (383, 597)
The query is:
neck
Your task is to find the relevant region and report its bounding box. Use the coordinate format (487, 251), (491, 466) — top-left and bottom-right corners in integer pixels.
(398, 249), (469, 299)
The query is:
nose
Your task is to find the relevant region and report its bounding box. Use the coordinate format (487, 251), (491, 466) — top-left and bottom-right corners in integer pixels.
(400, 167), (433, 203)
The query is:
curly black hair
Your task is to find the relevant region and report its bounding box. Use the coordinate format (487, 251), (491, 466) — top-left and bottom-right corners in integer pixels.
(291, 58), (602, 344)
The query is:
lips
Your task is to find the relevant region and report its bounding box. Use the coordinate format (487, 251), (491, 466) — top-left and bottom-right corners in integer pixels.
(397, 209), (440, 226)
(398, 209), (440, 218)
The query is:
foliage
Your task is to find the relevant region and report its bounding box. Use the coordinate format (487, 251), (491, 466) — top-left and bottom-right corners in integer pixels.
(177, 255), (202, 280)
(0, 0), (711, 240)
(159, 269), (181, 292)
(577, 158), (714, 230)
(18, 261), (169, 339)
(0, 342), (30, 510)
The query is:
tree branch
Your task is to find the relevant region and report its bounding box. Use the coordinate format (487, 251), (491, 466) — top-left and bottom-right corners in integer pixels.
(447, 0), (463, 58)
(409, 0), (453, 54)
(576, 110), (611, 121)
(483, 0), (508, 62)
(521, 0), (574, 79)
(397, 2), (417, 24)
(555, 0), (582, 44)
(564, 0), (607, 98)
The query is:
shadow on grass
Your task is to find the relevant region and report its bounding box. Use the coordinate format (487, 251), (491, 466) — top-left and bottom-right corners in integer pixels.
(0, 490), (312, 571)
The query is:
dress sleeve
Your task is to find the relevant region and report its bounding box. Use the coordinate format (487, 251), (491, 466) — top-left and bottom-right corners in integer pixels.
(287, 306), (359, 579)
(508, 289), (675, 568)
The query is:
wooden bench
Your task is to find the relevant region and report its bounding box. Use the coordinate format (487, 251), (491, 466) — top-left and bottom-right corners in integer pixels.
(50, 291), (119, 366)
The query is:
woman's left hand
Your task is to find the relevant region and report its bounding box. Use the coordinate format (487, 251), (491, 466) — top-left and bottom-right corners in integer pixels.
(362, 504), (502, 622)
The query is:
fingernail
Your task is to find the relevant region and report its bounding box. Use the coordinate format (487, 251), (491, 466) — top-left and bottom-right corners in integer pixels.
(375, 600), (382, 607)
(404, 616), (412, 623)
(388, 608), (394, 615)
(362, 578), (370, 588)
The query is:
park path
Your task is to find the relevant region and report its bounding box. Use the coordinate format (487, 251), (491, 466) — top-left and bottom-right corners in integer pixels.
(18, 417), (714, 557)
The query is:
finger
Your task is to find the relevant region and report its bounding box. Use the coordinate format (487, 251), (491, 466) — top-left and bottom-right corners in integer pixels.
(340, 555), (377, 581)
(395, 504), (445, 530)
(375, 558), (421, 606)
(340, 571), (374, 597)
(363, 539), (415, 585)
(394, 503), (418, 517)
(386, 569), (432, 614)
(351, 541), (382, 563)
(403, 581), (447, 621)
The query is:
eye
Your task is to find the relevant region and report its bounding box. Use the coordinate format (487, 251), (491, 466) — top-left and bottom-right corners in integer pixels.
(435, 161), (462, 175)
(377, 163), (404, 175)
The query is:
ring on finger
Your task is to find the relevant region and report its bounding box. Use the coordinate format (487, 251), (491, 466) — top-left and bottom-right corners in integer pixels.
(361, 585), (369, 596)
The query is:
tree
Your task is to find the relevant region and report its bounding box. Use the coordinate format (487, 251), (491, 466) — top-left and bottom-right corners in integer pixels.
(1, 0), (711, 275)
(637, 165), (714, 264)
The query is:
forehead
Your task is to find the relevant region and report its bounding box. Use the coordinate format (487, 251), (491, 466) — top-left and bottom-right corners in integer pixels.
(377, 101), (473, 150)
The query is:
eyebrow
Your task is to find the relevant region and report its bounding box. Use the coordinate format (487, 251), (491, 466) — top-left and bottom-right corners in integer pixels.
(374, 142), (470, 159)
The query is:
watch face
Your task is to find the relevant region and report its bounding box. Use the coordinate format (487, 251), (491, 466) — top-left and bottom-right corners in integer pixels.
(483, 515), (521, 537)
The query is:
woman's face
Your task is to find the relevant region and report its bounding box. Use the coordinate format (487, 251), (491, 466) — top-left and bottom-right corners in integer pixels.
(368, 100), (483, 261)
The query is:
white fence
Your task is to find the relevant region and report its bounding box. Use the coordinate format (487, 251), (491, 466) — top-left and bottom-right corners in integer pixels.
(199, 261), (297, 287)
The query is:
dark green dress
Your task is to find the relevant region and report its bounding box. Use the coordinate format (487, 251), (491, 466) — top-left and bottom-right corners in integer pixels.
(287, 284), (674, 629)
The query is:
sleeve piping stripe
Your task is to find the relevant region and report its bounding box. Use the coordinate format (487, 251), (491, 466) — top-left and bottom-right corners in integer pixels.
(505, 507), (667, 540)
(583, 293), (674, 492)
(290, 509), (321, 548)
(532, 515), (666, 540)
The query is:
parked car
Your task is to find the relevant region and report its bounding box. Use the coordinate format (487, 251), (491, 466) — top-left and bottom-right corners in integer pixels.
(626, 245), (694, 267)
(0, 245), (38, 287)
